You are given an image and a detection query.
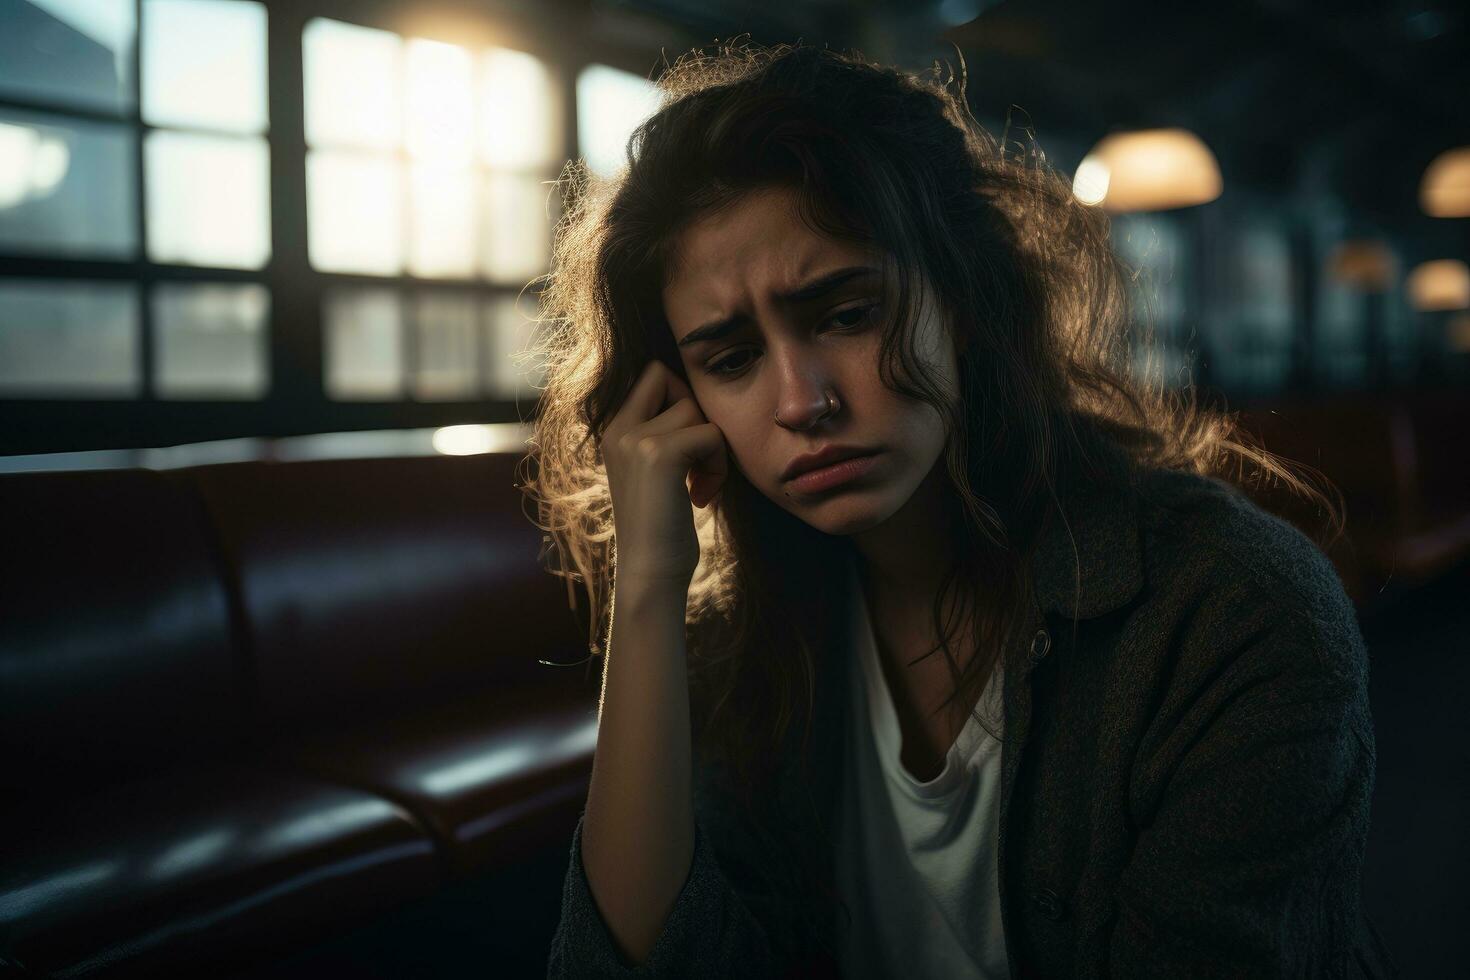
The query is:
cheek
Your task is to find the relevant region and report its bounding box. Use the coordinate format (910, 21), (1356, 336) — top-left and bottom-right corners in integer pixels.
(703, 407), (763, 476)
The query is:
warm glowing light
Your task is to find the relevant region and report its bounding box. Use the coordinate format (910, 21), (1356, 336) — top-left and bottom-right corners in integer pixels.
(479, 47), (559, 169)
(0, 122), (71, 208)
(1328, 240), (1396, 292)
(1071, 156), (1110, 206)
(307, 151), (402, 274)
(303, 18), (562, 284)
(432, 424), (497, 455)
(1419, 147), (1470, 218)
(1073, 128), (1222, 212)
(1407, 259), (1470, 311)
(303, 18), (402, 150)
(481, 172), (550, 284)
(408, 162), (477, 278)
(405, 38), (475, 164)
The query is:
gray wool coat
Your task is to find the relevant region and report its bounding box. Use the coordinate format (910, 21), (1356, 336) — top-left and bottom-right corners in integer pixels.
(547, 462), (1399, 979)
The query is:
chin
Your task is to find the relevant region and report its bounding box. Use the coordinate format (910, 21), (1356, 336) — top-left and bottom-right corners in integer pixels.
(780, 492), (897, 538)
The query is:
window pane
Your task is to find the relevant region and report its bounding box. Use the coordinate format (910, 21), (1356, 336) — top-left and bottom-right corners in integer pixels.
(1218, 223), (1293, 392)
(141, 0), (267, 134)
(145, 130), (270, 268)
(324, 287), (404, 399)
(0, 108), (136, 257)
(483, 294), (543, 400)
(153, 282), (268, 399)
(1318, 282), (1367, 387)
(576, 64), (661, 178)
(408, 163), (476, 279)
(481, 172), (551, 285)
(1381, 266), (1416, 383)
(303, 18), (401, 150)
(307, 150), (402, 275)
(0, 0), (135, 115)
(405, 38), (474, 166)
(479, 47), (559, 169)
(1112, 213), (1191, 388)
(0, 279), (139, 396)
(413, 291), (478, 400)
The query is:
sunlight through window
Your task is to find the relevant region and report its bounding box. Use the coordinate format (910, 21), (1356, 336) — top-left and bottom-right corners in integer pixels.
(307, 151), (403, 275)
(303, 18), (560, 287)
(405, 38), (476, 165)
(141, 0), (267, 134)
(576, 63), (661, 178)
(145, 130), (270, 269)
(302, 19), (401, 150)
(479, 48), (560, 169)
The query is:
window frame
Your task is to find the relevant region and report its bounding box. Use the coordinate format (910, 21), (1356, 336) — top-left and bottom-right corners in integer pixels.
(0, 0), (658, 456)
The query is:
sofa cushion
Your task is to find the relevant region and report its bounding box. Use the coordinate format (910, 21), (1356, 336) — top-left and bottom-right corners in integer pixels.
(0, 762), (440, 977)
(280, 676), (597, 877)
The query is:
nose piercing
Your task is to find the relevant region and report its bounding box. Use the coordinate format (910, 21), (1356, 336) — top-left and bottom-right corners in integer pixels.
(774, 389), (839, 430)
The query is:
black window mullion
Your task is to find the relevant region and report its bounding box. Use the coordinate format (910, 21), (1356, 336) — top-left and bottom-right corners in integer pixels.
(132, 0), (153, 402)
(265, 0), (318, 410)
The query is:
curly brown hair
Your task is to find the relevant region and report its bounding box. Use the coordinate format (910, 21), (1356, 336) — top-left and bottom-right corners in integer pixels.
(516, 38), (1341, 946)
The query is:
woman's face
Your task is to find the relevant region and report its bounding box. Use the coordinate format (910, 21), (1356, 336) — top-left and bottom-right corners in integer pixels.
(662, 185), (962, 537)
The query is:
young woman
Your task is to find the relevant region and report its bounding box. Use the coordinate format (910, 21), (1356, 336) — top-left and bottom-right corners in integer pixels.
(529, 42), (1391, 979)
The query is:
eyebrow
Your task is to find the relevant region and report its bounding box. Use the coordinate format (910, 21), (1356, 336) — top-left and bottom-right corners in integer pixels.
(675, 265), (881, 349)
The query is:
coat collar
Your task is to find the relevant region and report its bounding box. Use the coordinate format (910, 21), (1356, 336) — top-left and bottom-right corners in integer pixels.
(1028, 466), (1146, 621)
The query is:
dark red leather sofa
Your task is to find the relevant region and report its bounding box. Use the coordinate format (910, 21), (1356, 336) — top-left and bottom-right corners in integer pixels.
(1236, 389), (1470, 605)
(0, 452), (599, 978)
(2, 390), (1463, 975)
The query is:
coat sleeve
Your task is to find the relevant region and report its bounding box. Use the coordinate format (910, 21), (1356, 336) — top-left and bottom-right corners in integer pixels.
(1106, 608), (1378, 979)
(546, 809), (782, 979)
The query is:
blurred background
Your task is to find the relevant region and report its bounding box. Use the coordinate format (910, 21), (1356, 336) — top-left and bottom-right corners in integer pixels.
(2, 0), (1469, 463)
(0, 1), (1465, 977)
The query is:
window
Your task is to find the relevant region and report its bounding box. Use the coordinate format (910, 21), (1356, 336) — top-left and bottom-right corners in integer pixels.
(0, 3), (661, 454)
(0, 279), (139, 396)
(0, 0), (271, 403)
(575, 63), (661, 178)
(142, 0), (271, 270)
(304, 18), (562, 401)
(1111, 212), (1193, 389)
(1214, 217), (1294, 393)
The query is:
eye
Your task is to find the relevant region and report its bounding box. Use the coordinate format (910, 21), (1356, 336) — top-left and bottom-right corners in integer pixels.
(701, 303), (879, 380)
(827, 303), (879, 331)
(705, 349), (756, 378)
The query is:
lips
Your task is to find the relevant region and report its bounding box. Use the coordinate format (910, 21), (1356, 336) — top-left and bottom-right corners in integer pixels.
(786, 453), (881, 494)
(781, 445), (878, 482)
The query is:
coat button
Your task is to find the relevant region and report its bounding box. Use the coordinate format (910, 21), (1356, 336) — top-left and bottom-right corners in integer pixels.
(1032, 887), (1067, 921)
(1027, 628), (1051, 665)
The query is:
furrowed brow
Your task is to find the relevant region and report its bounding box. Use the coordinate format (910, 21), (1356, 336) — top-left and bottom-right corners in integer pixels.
(676, 266), (880, 349)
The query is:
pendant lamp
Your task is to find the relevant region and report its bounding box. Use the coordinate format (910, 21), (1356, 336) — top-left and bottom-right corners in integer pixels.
(1072, 128), (1222, 212)
(1407, 259), (1470, 311)
(1419, 147), (1470, 218)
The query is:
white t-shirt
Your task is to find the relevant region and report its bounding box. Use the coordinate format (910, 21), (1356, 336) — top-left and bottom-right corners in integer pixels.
(833, 558), (1010, 980)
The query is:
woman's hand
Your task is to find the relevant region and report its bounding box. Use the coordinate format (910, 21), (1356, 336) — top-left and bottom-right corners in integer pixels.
(600, 359), (729, 588)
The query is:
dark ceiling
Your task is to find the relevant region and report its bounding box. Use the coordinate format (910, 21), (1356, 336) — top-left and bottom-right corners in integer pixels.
(595, 0), (1469, 246)
(941, 1), (1469, 217)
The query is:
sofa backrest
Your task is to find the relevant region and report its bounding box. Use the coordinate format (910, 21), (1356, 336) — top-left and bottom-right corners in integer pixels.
(1239, 398), (1414, 539)
(173, 452), (588, 736)
(0, 467), (248, 779)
